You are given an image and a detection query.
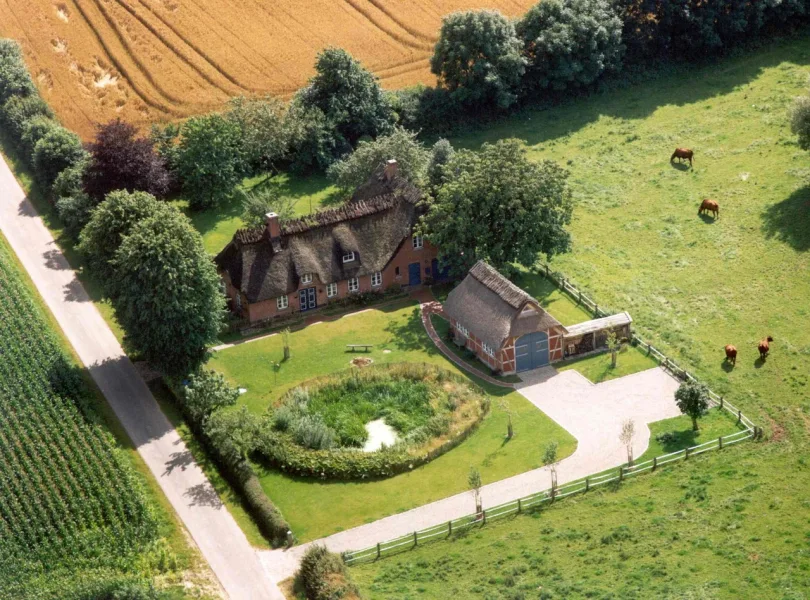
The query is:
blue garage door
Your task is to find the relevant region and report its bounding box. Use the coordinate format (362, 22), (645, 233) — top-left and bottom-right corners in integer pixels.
(515, 331), (550, 372)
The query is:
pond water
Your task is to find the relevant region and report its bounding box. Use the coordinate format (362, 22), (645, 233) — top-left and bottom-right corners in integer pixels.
(363, 419), (398, 452)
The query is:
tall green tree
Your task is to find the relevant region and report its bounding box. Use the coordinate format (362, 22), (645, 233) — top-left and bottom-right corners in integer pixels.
(674, 381), (710, 431)
(226, 95), (289, 173)
(0, 39), (37, 103)
(326, 127), (430, 193)
(176, 113), (246, 210)
(517, 0), (624, 93)
(181, 370), (238, 426)
(419, 139), (573, 277)
(77, 190), (173, 291)
(427, 138), (455, 191)
(112, 209), (224, 376)
(430, 10), (525, 109)
(296, 47), (394, 147)
(32, 126), (87, 191)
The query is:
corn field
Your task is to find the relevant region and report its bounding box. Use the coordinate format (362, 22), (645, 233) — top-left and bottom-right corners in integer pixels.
(0, 245), (156, 592)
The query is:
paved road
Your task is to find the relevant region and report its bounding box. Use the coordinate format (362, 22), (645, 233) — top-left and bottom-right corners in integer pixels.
(259, 364), (681, 582)
(0, 156), (282, 599)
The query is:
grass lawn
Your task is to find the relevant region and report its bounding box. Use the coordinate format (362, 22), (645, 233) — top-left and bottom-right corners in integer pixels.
(351, 35), (810, 598)
(555, 344), (659, 383)
(210, 300), (577, 541)
(638, 408), (746, 463)
(174, 171), (342, 254)
(511, 270), (594, 326)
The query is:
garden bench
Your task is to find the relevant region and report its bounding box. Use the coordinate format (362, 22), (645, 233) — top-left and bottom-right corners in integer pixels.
(346, 344), (373, 352)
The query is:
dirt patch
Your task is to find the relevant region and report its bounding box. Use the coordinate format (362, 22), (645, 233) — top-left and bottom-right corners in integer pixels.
(350, 357), (374, 368)
(765, 415), (787, 442)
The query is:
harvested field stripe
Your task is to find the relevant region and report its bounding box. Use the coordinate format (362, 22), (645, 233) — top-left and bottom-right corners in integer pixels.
(366, 0), (437, 43)
(68, 0), (178, 114)
(342, 0), (434, 51)
(134, 0), (265, 94)
(376, 56), (432, 79)
(85, 0), (192, 106)
(109, 0), (239, 97)
(184, 0), (299, 88)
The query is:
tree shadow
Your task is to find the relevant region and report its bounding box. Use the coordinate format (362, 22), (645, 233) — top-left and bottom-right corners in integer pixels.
(184, 482), (224, 509)
(760, 185), (810, 251)
(164, 449), (195, 476)
(657, 428), (699, 453)
(63, 278), (90, 303)
(43, 247), (69, 270)
(383, 306), (438, 354)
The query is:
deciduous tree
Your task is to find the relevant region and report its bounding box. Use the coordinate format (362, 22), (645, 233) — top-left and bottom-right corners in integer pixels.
(619, 418), (635, 465)
(419, 139), (573, 277)
(32, 125), (88, 191)
(431, 10), (525, 110)
(239, 186), (295, 229)
(176, 113), (246, 210)
(182, 370), (239, 426)
(111, 209), (224, 376)
(83, 119), (169, 201)
(226, 95), (288, 173)
(468, 466), (483, 513)
(674, 381), (710, 431)
(427, 138), (454, 191)
(517, 0), (624, 93)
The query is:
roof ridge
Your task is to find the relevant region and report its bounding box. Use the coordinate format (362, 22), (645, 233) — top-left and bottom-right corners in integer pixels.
(469, 261), (533, 309)
(282, 194), (403, 235)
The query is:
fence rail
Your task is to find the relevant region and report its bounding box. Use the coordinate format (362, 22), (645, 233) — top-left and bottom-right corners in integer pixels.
(342, 262), (760, 567)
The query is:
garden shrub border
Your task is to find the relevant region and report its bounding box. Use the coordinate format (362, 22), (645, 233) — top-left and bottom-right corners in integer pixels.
(257, 363), (490, 481)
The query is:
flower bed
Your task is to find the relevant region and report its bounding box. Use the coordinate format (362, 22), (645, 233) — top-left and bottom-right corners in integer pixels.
(256, 363), (489, 480)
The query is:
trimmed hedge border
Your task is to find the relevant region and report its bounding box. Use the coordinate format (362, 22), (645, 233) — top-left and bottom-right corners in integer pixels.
(256, 363), (490, 481)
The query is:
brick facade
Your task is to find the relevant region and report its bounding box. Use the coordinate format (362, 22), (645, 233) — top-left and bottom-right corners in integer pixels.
(225, 236), (439, 323)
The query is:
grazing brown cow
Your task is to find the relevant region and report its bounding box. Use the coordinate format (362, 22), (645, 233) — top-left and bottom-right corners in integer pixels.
(724, 345), (737, 365)
(671, 148), (694, 167)
(758, 336), (774, 360)
(699, 199), (719, 218)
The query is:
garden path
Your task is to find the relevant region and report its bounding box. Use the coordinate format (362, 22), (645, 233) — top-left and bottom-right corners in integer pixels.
(258, 362), (681, 584)
(0, 156), (282, 599)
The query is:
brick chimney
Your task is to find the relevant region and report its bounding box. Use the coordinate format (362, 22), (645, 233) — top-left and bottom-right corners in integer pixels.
(265, 212), (281, 239)
(384, 159), (398, 181)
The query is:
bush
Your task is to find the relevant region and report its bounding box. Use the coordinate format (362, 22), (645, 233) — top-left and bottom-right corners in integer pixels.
(20, 114), (60, 160)
(295, 545), (361, 600)
(180, 370), (239, 425)
(1, 93), (52, 140)
(55, 193), (94, 237)
(52, 158), (88, 199)
(285, 102), (350, 174)
(32, 125), (88, 191)
(0, 39), (36, 103)
(790, 92), (810, 151)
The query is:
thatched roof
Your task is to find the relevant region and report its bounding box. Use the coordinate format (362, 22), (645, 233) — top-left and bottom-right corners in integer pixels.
(444, 261), (563, 349)
(215, 168), (422, 303)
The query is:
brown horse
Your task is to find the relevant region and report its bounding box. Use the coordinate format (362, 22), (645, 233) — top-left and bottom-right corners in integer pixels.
(671, 148), (694, 167)
(699, 199), (719, 218)
(758, 336), (774, 360)
(724, 345), (737, 365)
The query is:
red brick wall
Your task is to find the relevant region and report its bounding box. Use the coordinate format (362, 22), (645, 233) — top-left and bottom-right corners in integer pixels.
(225, 235), (439, 323)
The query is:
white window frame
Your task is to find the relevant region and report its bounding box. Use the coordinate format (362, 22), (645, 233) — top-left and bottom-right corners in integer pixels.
(276, 295), (288, 310)
(348, 277), (359, 293)
(412, 235), (423, 249)
(301, 273), (313, 284)
(327, 282), (338, 298)
(456, 323), (468, 337)
(482, 342), (495, 357)
(371, 271), (382, 287)
(342, 251), (356, 263)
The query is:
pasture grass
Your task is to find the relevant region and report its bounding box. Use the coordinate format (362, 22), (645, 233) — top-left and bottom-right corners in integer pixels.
(351, 34), (810, 598)
(210, 301), (577, 541)
(554, 344), (659, 384)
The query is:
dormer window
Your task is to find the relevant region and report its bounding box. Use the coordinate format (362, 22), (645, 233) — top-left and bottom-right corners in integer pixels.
(412, 235), (423, 249)
(342, 252), (356, 263)
(301, 273), (313, 284)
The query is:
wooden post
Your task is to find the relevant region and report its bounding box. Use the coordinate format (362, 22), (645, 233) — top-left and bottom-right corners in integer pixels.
(720, 396), (724, 410)
(545, 264), (550, 277)
(595, 304), (599, 317)
(413, 531), (418, 547)
(647, 342), (651, 356)
(684, 447), (690, 460)
(619, 467), (623, 482)
(376, 543), (381, 559)
(652, 456), (657, 471)
(737, 410), (742, 426)
(585, 477), (589, 492)
(482, 510), (487, 525)
(517, 499), (522, 514)
(718, 436), (723, 450)
(578, 291), (582, 304)
(448, 520), (452, 536)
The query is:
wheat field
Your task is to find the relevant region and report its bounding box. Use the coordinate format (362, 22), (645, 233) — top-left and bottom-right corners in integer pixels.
(0, 0), (534, 138)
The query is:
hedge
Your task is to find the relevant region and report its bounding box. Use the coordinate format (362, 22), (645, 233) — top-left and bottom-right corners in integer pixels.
(294, 545), (361, 600)
(256, 363), (490, 481)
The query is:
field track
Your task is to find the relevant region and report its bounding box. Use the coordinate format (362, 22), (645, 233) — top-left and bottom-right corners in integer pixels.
(0, 0), (534, 138)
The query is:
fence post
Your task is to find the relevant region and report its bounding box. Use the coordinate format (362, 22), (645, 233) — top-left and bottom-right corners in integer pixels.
(737, 410), (742, 426)
(482, 510), (487, 525)
(684, 447), (690, 460)
(545, 264), (550, 277)
(517, 498), (522, 514)
(413, 531), (417, 547)
(720, 396), (724, 410)
(647, 342), (651, 356)
(376, 543), (381, 559)
(578, 291), (582, 304)
(585, 477), (589, 492)
(595, 304), (599, 317)
(448, 520), (452, 536)
(718, 436), (723, 450)
(652, 456), (657, 471)
(619, 467), (624, 482)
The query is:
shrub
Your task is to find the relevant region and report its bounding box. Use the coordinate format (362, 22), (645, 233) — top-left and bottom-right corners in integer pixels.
(295, 545), (361, 600)
(181, 370), (239, 425)
(226, 95), (289, 173)
(0, 39), (36, 103)
(32, 125), (88, 191)
(790, 92), (810, 151)
(20, 114), (60, 160)
(52, 158), (88, 199)
(517, 0), (624, 93)
(55, 193), (94, 237)
(427, 138), (455, 191)
(1, 93), (52, 140)
(291, 414), (337, 450)
(431, 10), (526, 110)
(285, 101), (351, 174)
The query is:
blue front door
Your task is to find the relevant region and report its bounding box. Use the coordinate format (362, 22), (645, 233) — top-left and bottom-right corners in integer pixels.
(299, 287), (316, 312)
(408, 262), (421, 286)
(515, 331), (550, 372)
